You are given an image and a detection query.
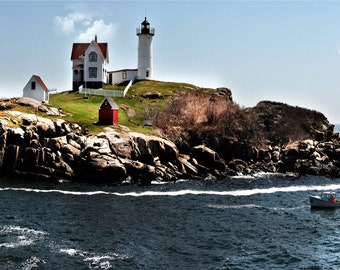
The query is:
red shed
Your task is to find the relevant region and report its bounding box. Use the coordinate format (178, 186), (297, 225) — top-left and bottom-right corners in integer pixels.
(98, 97), (119, 125)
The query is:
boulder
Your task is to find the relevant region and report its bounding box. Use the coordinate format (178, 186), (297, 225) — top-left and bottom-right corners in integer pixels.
(80, 156), (127, 184)
(228, 159), (249, 175)
(22, 147), (40, 169)
(0, 99), (14, 110)
(314, 130), (325, 141)
(54, 161), (74, 175)
(258, 148), (271, 162)
(121, 159), (154, 183)
(16, 97), (42, 108)
(121, 105), (136, 117)
(141, 92), (162, 99)
(42, 147), (58, 165)
(45, 136), (67, 152)
(33, 165), (54, 177)
(55, 119), (71, 136)
(62, 144), (81, 158)
(215, 87), (233, 101)
(36, 117), (56, 137)
(271, 150), (280, 162)
(3, 145), (20, 173)
(191, 145), (225, 171)
(0, 129), (7, 170)
(67, 138), (81, 150)
(129, 132), (179, 164)
(6, 127), (25, 146)
(20, 114), (37, 126)
(38, 105), (60, 116)
(105, 131), (138, 159)
(131, 134), (153, 163)
(178, 156), (198, 175)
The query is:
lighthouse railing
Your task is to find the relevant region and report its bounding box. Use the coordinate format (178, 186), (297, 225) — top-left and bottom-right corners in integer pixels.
(136, 27), (155, 35)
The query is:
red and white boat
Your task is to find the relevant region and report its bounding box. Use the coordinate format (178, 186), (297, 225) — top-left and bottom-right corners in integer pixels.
(309, 192), (340, 208)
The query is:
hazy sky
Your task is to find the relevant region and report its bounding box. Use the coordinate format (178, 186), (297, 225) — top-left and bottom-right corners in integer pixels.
(1, 1), (340, 123)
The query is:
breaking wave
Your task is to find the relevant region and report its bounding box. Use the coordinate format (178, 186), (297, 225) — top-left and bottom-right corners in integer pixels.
(1, 183), (340, 197)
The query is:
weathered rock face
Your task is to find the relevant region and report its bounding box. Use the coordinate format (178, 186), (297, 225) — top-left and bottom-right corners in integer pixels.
(0, 111), (230, 184)
(1, 106), (340, 185)
(215, 87), (233, 101)
(191, 145), (225, 172)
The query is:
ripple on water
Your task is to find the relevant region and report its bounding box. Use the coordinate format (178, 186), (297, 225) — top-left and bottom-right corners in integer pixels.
(57, 247), (133, 269)
(1, 176), (340, 269)
(21, 256), (46, 270)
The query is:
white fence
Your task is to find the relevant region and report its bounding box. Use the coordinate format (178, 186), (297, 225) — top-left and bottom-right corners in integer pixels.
(79, 88), (125, 97)
(78, 80), (133, 98)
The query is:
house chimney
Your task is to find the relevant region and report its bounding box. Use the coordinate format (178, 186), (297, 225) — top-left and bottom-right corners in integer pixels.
(95, 35), (97, 42)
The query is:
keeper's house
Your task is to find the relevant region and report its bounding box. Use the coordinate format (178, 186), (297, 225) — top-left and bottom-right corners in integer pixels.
(71, 36), (109, 91)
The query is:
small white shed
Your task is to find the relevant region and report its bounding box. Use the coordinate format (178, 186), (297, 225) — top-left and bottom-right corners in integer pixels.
(23, 75), (49, 103)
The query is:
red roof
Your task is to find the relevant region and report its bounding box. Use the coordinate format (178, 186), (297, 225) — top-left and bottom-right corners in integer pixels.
(71, 42), (108, 60)
(33, 75), (48, 91)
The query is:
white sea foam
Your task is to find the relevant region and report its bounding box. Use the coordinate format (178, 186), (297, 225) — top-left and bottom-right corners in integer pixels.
(206, 203), (261, 209)
(0, 225), (48, 248)
(58, 247), (131, 268)
(1, 183), (340, 197)
(59, 248), (82, 256)
(21, 256), (46, 270)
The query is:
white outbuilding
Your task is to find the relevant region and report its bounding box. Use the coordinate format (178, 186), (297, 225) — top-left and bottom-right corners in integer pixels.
(23, 75), (49, 103)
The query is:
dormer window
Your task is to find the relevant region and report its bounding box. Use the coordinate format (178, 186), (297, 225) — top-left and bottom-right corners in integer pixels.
(89, 51), (97, 62)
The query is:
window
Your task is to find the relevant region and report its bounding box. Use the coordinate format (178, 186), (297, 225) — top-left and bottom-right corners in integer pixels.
(146, 71), (149, 78)
(31, 81), (36, 90)
(89, 51), (97, 62)
(89, 67), (97, 78)
(122, 71), (127, 80)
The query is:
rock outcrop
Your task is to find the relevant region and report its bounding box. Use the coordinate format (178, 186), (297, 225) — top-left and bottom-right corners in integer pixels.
(1, 99), (340, 185)
(0, 111), (229, 184)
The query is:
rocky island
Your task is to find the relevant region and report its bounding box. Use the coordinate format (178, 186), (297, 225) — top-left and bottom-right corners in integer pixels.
(0, 83), (340, 185)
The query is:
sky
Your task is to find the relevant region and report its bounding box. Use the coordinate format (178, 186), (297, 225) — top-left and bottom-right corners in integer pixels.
(1, 1), (340, 123)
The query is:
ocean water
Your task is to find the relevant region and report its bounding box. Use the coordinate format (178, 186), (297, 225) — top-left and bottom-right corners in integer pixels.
(0, 175), (340, 269)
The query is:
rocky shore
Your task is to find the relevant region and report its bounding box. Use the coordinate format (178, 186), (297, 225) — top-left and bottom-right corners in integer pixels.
(1, 98), (340, 185)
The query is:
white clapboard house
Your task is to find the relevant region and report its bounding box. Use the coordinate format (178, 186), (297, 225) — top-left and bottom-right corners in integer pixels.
(23, 75), (50, 103)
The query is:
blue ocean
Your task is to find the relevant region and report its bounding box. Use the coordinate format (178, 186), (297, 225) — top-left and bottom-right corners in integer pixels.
(0, 175), (340, 269)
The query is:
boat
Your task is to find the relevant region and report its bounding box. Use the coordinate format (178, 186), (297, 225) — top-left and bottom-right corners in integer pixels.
(309, 192), (340, 208)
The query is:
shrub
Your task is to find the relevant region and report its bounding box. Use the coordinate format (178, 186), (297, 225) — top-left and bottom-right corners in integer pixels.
(153, 93), (330, 154)
(153, 91), (260, 152)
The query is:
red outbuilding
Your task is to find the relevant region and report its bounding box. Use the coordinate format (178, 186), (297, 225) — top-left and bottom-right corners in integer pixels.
(98, 97), (119, 125)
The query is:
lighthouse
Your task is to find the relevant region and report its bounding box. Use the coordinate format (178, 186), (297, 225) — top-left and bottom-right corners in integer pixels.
(136, 17), (155, 80)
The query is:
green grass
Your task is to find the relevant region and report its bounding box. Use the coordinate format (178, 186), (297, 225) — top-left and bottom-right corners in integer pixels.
(48, 80), (215, 134)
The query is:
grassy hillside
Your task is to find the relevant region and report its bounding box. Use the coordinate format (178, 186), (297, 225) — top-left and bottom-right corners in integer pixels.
(49, 80), (215, 134)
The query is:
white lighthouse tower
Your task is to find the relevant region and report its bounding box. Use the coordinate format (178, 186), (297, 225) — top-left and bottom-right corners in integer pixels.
(136, 17), (155, 80)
